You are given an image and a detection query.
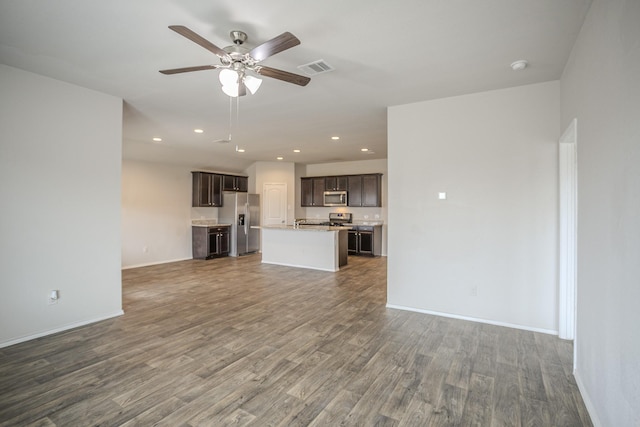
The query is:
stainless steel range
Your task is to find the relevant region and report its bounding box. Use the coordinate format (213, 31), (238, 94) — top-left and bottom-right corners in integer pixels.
(327, 212), (352, 226)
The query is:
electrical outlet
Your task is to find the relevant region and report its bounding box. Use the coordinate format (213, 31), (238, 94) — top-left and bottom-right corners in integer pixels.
(471, 286), (478, 297)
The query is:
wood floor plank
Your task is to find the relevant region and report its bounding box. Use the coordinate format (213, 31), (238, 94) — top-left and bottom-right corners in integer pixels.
(472, 324), (499, 378)
(307, 389), (361, 426)
(378, 353), (432, 421)
(459, 372), (495, 426)
(491, 362), (522, 427)
(412, 345), (455, 407)
(0, 255), (592, 426)
(184, 358), (298, 426)
(520, 395), (553, 427)
(540, 360), (592, 427)
(496, 326), (519, 367)
(21, 418), (56, 427)
(398, 397), (435, 426)
(425, 383), (468, 426)
(117, 397), (187, 427)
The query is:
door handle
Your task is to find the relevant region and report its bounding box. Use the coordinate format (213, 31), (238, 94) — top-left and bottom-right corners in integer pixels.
(245, 204), (249, 234)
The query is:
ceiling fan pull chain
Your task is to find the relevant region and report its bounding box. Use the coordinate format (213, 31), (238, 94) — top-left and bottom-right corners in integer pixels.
(236, 95), (240, 131)
(228, 95), (233, 141)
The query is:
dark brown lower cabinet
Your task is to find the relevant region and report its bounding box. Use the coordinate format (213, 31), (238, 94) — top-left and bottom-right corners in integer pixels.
(192, 226), (230, 259)
(348, 225), (382, 256)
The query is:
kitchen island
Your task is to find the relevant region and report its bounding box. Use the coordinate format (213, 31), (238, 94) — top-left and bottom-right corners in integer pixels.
(261, 225), (350, 272)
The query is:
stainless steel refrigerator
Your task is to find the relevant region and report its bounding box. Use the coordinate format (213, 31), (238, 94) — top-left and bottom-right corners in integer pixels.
(219, 192), (260, 256)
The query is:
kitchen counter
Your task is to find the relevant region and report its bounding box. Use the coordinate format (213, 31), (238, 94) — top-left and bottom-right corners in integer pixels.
(191, 220), (232, 227)
(262, 225), (352, 232)
(261, 225), (349, 272)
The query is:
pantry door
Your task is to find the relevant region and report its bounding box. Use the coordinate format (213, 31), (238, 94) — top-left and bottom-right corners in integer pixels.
(263, 183), (287, 226)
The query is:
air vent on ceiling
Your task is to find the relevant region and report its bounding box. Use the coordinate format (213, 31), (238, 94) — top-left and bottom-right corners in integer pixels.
(297, 59), (334, 76)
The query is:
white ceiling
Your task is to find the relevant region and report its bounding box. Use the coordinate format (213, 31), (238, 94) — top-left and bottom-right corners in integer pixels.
(0, 0), (591, 172)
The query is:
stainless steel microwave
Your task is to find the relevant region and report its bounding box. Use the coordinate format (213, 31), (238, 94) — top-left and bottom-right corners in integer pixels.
(323, 191), (348, 206)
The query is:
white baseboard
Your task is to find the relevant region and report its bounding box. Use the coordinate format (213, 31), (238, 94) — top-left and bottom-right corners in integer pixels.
(261, 260), (337, 272)
(574, 370), (602, 427)
(122, 257), (192, 270)
(0, 310), (124, 349)
(385, 304), (558, 335)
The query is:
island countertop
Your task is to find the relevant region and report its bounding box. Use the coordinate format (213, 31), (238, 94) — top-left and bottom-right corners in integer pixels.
(261, 225), (352, 232)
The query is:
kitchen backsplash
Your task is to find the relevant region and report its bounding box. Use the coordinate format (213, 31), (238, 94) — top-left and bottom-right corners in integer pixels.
(191, 207), (219, 221)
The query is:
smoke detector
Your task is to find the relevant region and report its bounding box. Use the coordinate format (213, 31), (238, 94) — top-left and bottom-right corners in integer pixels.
(510, 60), (528, 71)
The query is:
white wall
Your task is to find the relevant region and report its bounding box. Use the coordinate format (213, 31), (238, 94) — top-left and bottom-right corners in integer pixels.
(0, 65), (123, 347)
(388, 81), (560, 333)
(561, 0), (640, 425)
(121, 160), (196, 268)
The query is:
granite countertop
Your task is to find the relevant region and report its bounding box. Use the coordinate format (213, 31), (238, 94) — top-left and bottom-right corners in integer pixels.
(262, 225), (352, 232)
(191, 220), (232, 227)
(296, 218), (384, 226)
(352, 221), (384, 226)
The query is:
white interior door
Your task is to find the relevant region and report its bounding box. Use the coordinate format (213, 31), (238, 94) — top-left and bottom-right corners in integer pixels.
(263, 183), (287, 226)
(559, 118), (578, 343)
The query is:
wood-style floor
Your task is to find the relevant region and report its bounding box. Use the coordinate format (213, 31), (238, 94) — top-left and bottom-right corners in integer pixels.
(0, 255), (592, 426)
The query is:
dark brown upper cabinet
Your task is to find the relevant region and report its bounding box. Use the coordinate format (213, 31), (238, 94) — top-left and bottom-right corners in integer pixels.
(192, 172), (222, 207)
(301, 177), (326, 207)
(325, 176), (348, 191)
(361, 174), (382, 207)
(347, 174), (382, 207)
(347, 176), (362, 207)
(301, 173), (382, 207)
(223, 175), (248, 192)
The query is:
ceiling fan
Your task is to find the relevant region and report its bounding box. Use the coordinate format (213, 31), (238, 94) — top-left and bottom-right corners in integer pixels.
(159, 26), (311, 97)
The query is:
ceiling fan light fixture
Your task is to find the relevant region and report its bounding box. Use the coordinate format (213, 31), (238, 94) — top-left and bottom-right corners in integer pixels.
(221, 83), (239, 97)
(219, 68), (261, 97)
(244, 75), (262, 94)
(219, 69), (238, 86)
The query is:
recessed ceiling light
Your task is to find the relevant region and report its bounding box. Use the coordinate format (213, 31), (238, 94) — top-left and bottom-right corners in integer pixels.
(361, 148), (369, 152)
(293, 149), (301, 153)
(237, 148), (245, 153)
(194, 129), (204, 133)
(276, 156), (284, 160)
(331, 136), (340, 140)
(152, 137), (162, 142)
(510, 60), (528, 71)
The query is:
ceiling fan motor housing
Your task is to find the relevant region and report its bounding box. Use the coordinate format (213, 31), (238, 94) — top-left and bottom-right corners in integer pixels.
(230, 30), (247, 45)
